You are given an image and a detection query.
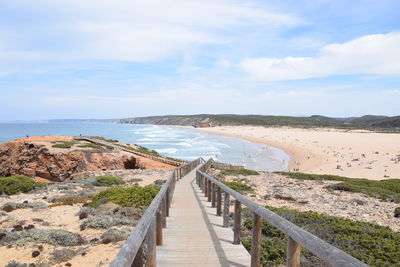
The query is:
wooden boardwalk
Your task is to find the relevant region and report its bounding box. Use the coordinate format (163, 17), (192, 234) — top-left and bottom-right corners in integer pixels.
(157, 168), (251, 267)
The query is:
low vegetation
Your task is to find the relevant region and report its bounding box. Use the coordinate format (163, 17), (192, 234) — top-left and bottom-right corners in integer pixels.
(241, 206), (400, 266)
(221, 181), (253, 193)
(0, 176), (45, 195)
(93, 136), (119, 143)
(90, 185), (160, 208)
(0, 229), (86, 247)
(278, 172), (400, 203)
(220, 169), (259, 176)
(77, 143), (103, 149)
(93, 175), (125, 186)
(51, 141), (76, 149)
(277, 171), (348, 181)
(49, 197), (91, 207)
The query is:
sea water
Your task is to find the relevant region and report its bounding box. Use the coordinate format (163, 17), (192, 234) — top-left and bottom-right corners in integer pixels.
(0, 122), (289, 171)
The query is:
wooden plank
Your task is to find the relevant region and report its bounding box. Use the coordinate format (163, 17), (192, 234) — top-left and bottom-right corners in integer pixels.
(157, 168), (251, 267)
(198, 168), (368, 267)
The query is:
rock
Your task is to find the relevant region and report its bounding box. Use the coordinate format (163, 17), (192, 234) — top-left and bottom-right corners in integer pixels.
(24, 225), (35, 230)
(79, 212), (88, 220)
(65, 263), (72, 267)
(0, 141), (142, 181)
(12, 225), (23, 232)
(2, 204), (14, 213)
(32, 250), (40, 258)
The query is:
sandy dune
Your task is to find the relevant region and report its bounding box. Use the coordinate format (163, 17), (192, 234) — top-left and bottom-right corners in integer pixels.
(196, 126), (400, 180)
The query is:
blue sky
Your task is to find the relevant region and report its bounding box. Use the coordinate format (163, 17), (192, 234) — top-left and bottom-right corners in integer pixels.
(0, 0), (399, 120)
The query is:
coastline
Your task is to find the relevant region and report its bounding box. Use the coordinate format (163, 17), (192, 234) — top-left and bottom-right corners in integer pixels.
(188, 126), (323, 172)
(190, 126), (400, 180)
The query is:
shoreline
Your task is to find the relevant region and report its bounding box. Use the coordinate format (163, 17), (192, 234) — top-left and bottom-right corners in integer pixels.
(189, 126), (323, 172)
(190, 126), (400, 180)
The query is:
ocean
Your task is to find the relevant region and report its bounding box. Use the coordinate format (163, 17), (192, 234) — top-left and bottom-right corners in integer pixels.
(0, 122), (289, 171)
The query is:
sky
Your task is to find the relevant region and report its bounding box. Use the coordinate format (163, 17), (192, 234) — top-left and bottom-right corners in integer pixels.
(0, 0), (399, 120)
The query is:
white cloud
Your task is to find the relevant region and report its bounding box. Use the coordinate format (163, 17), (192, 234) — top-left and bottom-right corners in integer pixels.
(240, 32), (400, 81)
(0, 0), (302, 63)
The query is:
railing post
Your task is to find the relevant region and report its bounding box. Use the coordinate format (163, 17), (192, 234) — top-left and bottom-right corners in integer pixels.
(207, 181), (212, 202)
(216, 187), (222, 216)
(251, 213), (261, 267)
(233, 200), (241, 244)
(156, 205), (163, 245)
(287, 237), (301, 267)
(131, 242), (144, 267)
(162, 196), (167, 228)
(166, 189), (170, 217)
(211, 184), (216, 207)
(223, 192), (230, 227)
(204, 178), (208, 197)
(145, 216), (157, 267)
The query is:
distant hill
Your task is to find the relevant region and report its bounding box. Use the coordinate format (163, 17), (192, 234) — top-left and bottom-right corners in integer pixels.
(117, 114), (400, 131)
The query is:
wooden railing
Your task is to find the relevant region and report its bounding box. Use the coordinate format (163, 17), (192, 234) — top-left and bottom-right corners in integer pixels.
(211, 161), (244, 170)
(196, 158), (368, 267)
(74, 136), (185, 167)
(110, 158), (203, 267)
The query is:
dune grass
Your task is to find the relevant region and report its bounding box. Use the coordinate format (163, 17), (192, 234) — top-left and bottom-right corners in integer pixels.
(220, 169), (259, 176)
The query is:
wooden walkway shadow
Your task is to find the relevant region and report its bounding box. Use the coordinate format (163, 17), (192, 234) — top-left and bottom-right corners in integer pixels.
(156, 168), (251, 267)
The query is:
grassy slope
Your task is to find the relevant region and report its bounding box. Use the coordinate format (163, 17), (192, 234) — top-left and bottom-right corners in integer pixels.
(241, 207), (400, 267)
(278, 172), (400, 203)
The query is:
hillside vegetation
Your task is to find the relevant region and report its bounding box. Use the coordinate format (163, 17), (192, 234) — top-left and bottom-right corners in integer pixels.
(241, 206), (400, 267)
(117, 114), (400, 131)
(278, 172), (400, 203)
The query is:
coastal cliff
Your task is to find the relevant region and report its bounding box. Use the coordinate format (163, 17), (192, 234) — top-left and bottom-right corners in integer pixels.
(0, 141), (138, 182)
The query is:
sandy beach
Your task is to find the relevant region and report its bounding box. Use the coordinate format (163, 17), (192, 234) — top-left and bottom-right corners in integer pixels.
(195, 126), (400, 180)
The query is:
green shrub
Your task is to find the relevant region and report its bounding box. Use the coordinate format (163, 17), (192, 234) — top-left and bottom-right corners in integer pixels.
(94, 175), (125, 186)
(49, 197), (91, 207)
(0, 229), (86, 247)
(90, 185), (159, 208)
(39, 147), (49, 152)
(0, 176), (45, 195)
(94, 136), (119, 143)
(279, 172), (400, 203)
(327, 179), (400, 203)
(2, 201), (47, 212)
(82, 214), (134, 229)
(277, 171), (348, 181)
(100, 228), (132, 243)
(242, 206), (400, 266)
(221, 169), (259, 176)
(222, 181), (253, 192)
(77, 143), (103, 149)
(52, 141), (76, 148)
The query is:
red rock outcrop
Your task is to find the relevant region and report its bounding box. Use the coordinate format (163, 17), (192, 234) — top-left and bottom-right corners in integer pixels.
(0, 142), (139, 181)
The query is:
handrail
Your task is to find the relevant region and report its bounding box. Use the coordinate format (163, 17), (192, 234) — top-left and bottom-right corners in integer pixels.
(74, 136), (185, 166)
(196, 158), (368, 267)
(110, 157), (203, 267)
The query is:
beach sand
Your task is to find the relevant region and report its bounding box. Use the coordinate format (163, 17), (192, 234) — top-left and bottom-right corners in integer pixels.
(195, 126), (400, 180)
